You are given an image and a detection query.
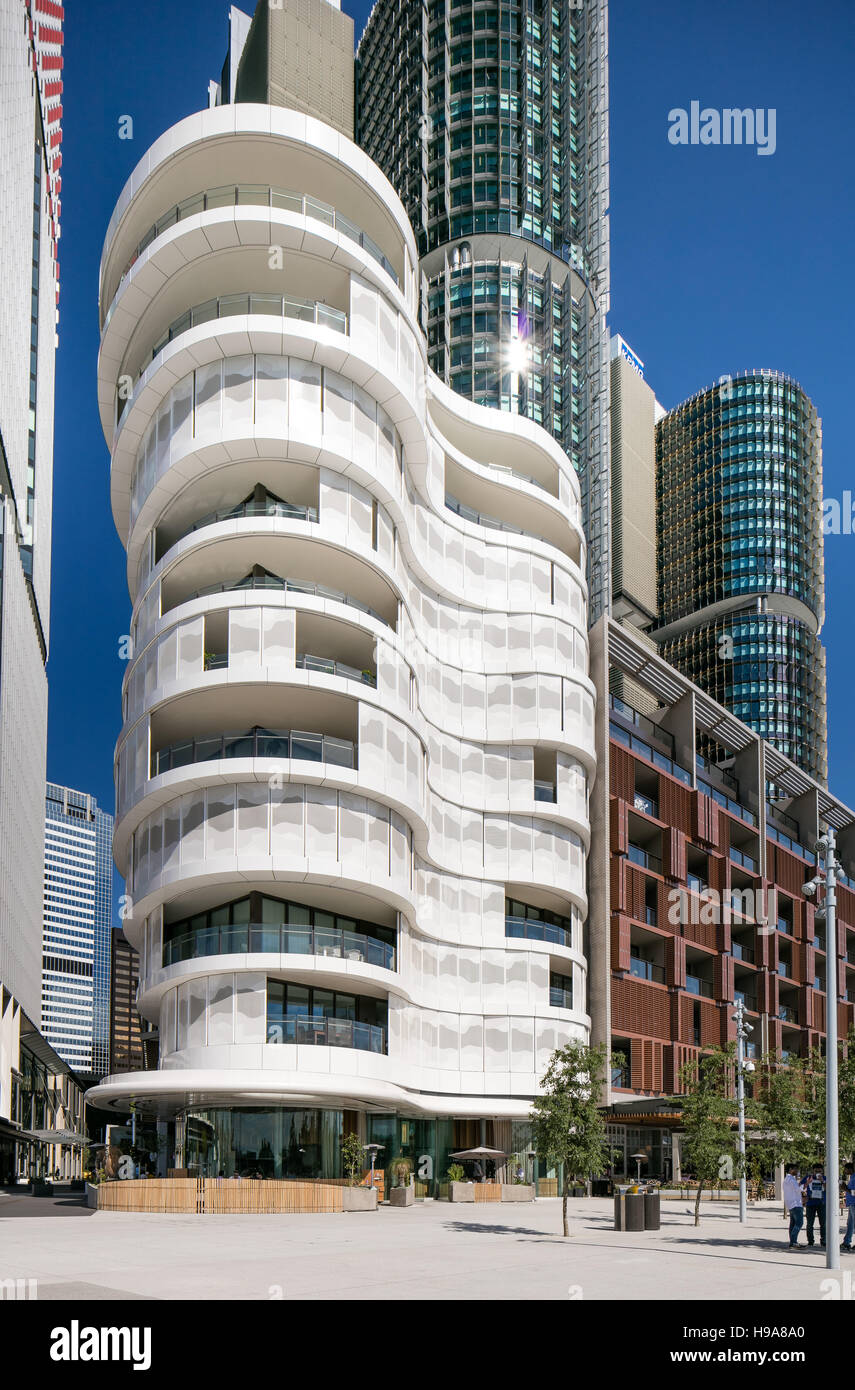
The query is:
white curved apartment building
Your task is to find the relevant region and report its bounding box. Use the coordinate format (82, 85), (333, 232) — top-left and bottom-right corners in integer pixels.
(88, 104), (596, 1184)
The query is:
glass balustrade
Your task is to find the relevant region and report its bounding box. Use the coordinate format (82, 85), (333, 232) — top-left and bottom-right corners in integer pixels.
(180, 574), (390, 627)
(505, 914), (571, 949)
(265, 1016), (386, 1053)
(163, 921), (395, 971)
(118, 293), (347, 420)
(153, 726), (355, 776)
(296, 654), (376, 686)
(111, 183), (398, 313)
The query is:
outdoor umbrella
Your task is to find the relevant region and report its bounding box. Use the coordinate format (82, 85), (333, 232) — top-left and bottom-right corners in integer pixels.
(449, 1146), (507, 1181)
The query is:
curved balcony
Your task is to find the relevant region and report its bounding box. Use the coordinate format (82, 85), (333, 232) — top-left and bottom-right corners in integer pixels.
(296, 654), (376, 687)
(180, 495), (319, 544)
(265, 1016), (386, 1053)
(107, 182), (398, 325)
(163, 920), (395, 971)
(505, 915), (572, 949)
(153, 726), (356, 778)
(118, 292), (348, 422)
(171, 573), (391, 628)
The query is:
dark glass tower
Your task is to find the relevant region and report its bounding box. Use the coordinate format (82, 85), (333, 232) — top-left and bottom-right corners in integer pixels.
(655, 370), (827, 783)
(356, 0), (611, 619)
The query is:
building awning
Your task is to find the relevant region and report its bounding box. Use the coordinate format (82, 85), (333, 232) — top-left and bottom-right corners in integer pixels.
(0, 1118), (38, 1145)
(31, 1129), (89, 1146)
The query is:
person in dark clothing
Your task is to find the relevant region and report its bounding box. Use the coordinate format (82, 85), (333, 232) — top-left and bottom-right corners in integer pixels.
(801, 1164), (826, 1248)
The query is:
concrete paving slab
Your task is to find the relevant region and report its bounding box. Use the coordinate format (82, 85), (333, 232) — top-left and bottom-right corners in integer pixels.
(0, 1197), (851, 1301)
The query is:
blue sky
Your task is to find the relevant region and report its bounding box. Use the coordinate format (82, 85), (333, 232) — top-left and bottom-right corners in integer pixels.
(48, 0), (855, 911)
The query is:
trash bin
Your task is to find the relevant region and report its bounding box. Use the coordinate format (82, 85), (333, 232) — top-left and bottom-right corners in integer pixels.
(614, 1186), (645, 1231)
(644, 1188), (660, 1231)
(625, 1192), (645, 1231)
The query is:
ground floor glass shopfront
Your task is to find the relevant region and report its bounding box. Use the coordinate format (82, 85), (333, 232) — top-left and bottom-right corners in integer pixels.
(179, 1107), (566, 1193)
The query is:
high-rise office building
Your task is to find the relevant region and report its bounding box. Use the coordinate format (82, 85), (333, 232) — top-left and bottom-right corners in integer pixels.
(0, 0), (63, 1175)
(42, 783), (113, 1077)
(654, 371), (827, 784)
(87, 6), (595, 1186)
(110, 928), (145, 1074)
(356, 0), (612, 621)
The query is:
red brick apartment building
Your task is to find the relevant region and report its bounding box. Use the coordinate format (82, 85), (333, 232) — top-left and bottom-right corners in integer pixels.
(588, 618), (855, 1181)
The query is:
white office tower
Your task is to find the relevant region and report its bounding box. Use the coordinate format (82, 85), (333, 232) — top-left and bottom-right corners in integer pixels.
(42, 784), (114, 1077)
(89, 102), (595, 1184)
(0, 0), (62, 1170)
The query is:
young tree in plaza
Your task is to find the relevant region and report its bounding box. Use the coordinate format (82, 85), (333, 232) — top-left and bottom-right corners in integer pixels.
(677, 1045), (740, 1226)
(531, 1040), (615, 1238)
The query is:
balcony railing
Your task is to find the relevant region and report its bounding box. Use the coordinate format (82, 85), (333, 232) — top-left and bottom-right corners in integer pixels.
(644, 905), (658, 926)
(549, 985), (573, 1009)
(778, 1005), (799, 1024)
(611, 1066), (630, 1088)
(181, 574), (390, 627)
(633, 792), (659, 818)
(119, 293), (347, 419)
(296, 654), (376, 687)
(732, 941), (755, 964)
(505, 915), (571, 949)
(153, 726), (356, 777)
(265, 1015), (386, 1053)
(627, 844), (662, 873)
(608, 719), (692, 787)
(697, 776), (756, 826)
(163, 922), (395, 971)
(534, 780), (556, 803)
(766, 823), (809, 860)
(685, 975), (714, 999)
(111, 183), (398, 312)
(445, 493), (550, 548)
(777, 961), (792, 979)
(686, 872), (709, 894)
(730, 845), (758, 873)
(630, 958), (665, 984)
(188, 496), (319, 536)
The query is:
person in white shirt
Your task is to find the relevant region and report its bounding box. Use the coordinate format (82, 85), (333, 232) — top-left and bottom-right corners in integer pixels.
(783, 1165), (804, 1248)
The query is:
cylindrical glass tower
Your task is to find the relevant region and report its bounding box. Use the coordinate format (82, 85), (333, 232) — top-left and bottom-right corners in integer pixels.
(655, 370), (827, 782)
(356, 0), (612, 621)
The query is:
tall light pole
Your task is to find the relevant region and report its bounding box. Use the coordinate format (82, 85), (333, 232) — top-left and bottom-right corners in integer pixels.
(732, 996), (753, 1224)
(821, 832), (840, 1272)
(805, 833), (840, 1270)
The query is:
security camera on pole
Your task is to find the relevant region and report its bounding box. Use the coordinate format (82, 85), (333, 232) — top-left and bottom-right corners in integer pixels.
(732, 996), (754, 1224)
(803, 831), (840, 1272)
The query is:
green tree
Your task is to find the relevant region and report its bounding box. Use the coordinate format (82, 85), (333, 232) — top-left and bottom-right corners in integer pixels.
(340, 1131), (364, 1187)
(530, 1040), (614, 1237)
(751, 1051), (815, 1179)
(677, 1045), (740, 1226)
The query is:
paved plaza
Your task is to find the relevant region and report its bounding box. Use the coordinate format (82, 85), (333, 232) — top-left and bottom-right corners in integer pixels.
(1, 1192), (851, 1301)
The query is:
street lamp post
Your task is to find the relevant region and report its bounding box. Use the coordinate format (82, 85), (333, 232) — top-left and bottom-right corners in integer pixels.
(732, 997), (753, 1224)
(805, 833), (841, 1271)
(822, 832), (840, 1272)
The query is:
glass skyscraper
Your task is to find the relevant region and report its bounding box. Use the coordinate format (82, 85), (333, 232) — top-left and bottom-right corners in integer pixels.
(654, 370), (827, 783)
(42, 783), (114, 1076)
(356, 0), (611, 619)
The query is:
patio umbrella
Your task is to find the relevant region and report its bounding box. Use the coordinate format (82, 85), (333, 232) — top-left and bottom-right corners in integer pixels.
(449, 1146), (507, 1181)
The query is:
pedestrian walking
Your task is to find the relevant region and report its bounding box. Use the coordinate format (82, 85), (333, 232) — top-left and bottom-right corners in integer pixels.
(783, 1164), (804, 1248)
(842, 1163), (855, 1253)
(801, 1164), (826, 1248)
